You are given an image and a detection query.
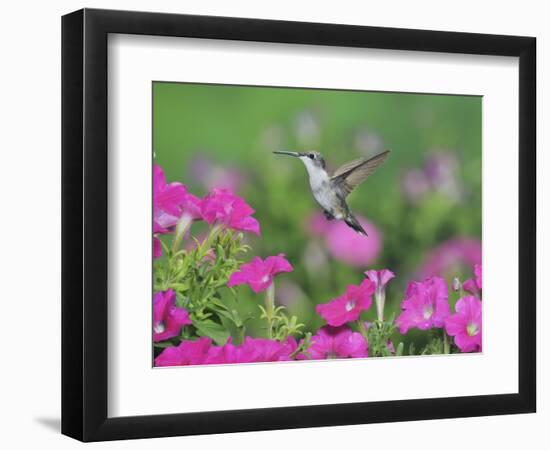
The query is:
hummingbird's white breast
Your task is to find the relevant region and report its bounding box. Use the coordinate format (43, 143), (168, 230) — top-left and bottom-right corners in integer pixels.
(301, 157), (344, 219)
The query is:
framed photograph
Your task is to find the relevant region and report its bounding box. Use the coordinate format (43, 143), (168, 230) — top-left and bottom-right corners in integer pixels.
(61, 8), (536, 442)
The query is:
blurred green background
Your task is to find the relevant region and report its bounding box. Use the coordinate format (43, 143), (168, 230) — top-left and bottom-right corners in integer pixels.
(153, 82), (482, 351)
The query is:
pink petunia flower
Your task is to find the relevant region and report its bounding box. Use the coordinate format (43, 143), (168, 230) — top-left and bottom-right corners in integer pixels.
(463, 264), (482, 297)
(299, 326), (368, 359)
(307, 212), (382, 267)
(365, 269), (395, 321)
(445, 295), (482, 352)
(227, 254), (293, 293)
(204, 337), (297, 365)
(153, 164), (203, 230)
(201, 188), (260, 235)
(243, 336), (297, 362)
(153, 289), (192, 342)
(155, 337), (212, 367)
(395, 276), (450, 334)
(316, 279), (375, 326)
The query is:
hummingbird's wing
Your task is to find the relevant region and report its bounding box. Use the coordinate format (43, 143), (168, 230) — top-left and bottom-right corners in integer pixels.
(331, 150), (390, 197)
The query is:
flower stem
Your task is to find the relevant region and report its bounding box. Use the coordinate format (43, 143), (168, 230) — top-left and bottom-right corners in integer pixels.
(204, 223), (223, 249)
(443, 329), (450, 354)
(265, 283), (275, 339)
(238, 325), (246, 346)
(171, 214), (193, 252)
(357, 319), (369, 340)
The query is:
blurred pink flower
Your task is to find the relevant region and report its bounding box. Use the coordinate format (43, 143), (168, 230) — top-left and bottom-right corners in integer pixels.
(463, 264), (482, 297)
(189, 156), (243, 192)
(401, 168), (430, 203)
(307, 212), (382, 267)
(401, 151), (462, 203)
(204, 337), (297, 365)
(419, 237), (481, 279)
(302, 241), (329, 274)
(153, 164), (202, 229)
(299, 326), (368, 359)
(395, 276), (450, 334)
(294, 110), (321, 147)
(365, 269), (395, 321)
(227, 254), (293, 293)
(352, 128), (385, 156)
(316, 279), (374, 326)
(445, 296), (482, 353)
(275, 281), (304, 307)
(155, 337), (211, 367)
(424, 151), (462, 201)
(201, 188), (260, 235)
(259, 123), (285, 153)
(307, 212), (331, 236)
(153, 289), (192, 342)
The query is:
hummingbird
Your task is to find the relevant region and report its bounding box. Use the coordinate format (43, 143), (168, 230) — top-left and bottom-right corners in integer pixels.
(273, 149), (390, 236)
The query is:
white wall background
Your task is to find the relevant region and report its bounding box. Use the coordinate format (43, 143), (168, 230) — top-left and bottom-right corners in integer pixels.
(0, 0), (546, 448)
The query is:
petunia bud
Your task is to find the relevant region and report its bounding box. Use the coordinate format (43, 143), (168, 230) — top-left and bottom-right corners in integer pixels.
(365, 269), (395, 322)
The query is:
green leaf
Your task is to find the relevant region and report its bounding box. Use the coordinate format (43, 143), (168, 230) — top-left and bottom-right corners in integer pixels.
(396, 342), (404, 356)
(154, 341), (177, 348)
(210, 307), (235, 323)
(257, 305), (268, 319)
(210, 297), (229, 311)
(193, 319), (230, 346)
(175, 292), (189, 308)
(170, 283), (190, 292)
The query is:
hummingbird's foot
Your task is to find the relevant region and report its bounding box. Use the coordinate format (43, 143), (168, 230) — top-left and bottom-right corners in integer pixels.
(323, 210), (335, 221)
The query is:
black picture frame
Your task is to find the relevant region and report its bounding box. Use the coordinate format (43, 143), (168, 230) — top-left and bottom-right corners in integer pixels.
(62, 8), (536, 442)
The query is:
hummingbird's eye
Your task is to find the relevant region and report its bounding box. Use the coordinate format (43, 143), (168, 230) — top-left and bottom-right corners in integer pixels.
(308, 153), (315, 159)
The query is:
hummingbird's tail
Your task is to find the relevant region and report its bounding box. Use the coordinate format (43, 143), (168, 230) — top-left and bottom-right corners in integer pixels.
(344, 213), (368, 237)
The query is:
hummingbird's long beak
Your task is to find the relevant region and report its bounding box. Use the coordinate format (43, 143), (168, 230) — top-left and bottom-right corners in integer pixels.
(273, 150), (303, 158)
